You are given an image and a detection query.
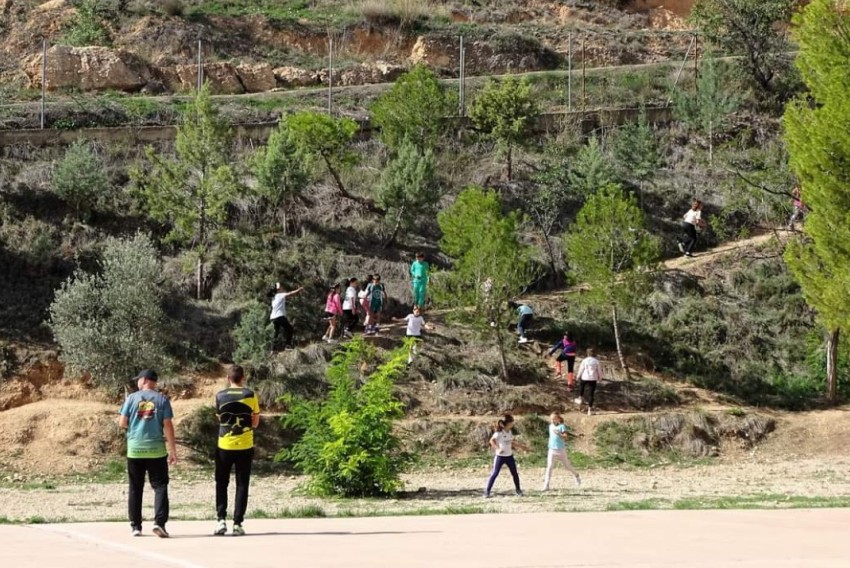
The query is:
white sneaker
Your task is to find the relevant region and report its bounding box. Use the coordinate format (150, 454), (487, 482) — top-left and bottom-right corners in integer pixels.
(132, 528), (142, 537)
(587, 408), (593, 416)
(321, 334), (328, 341)
(232, 524), (245, 537)
(214, 519), (227, 536)
(677, 242), (685, 253)
(518, 336), (529, 344)
(573, 397), (582, 405)
(326, 338), (338, 344)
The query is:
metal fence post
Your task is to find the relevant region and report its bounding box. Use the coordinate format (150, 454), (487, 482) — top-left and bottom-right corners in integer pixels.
(581, 36), (587, 111)
(567, 32), (572, 112)
(197, 39), (203, 92)
(328, 36), (334, 116)
(41, 39), (47, 129)
(459, 36), (466, 117)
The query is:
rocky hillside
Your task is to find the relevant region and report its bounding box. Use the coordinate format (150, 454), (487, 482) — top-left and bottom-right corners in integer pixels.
(0, 0), (695, 96)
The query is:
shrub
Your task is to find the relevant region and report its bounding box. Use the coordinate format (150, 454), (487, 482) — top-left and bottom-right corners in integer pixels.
(358, 0), (443, 27)
(231, 302), (274, 371)
(48, 233), (173, 393)
(278, 337), (411, 497)
(64, 0), (112, 46)
(52, 141), (111, 219)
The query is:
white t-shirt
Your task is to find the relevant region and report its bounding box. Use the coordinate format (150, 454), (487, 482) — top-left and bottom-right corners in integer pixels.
(491, 430), (513, 456)
(343, 286), (357, 311)
(683, 209), (702, 225)
(405, 314), (425, 337)
(270, 293), (286, 320)
(577, 356), (602, 382)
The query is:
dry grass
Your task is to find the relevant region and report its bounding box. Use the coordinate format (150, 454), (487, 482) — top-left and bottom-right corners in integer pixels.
(355, 0), (448, 27)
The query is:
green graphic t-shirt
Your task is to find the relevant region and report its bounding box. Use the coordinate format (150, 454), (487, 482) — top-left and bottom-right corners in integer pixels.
(119, 390), (174, 459)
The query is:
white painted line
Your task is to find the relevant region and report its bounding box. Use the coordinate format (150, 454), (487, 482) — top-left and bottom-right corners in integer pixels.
(30, 524), (210, 568)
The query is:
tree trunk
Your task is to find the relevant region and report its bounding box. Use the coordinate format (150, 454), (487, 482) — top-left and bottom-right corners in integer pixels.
(383, 204), (405, 248)
(196, 255), (204, 301)
(323, 154), (382, 213)
(494, 322), (510, 382)
(612, 303), (631, 381)
(506, 144), (513, 182)
(541, 231), (559, 286)
(826, 327), (840, 403)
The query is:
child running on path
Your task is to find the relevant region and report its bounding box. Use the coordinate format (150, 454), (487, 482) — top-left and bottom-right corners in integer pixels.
(542, 412), (581, 491)
(484, 414), (526, 497)
(677, 200), (705, 258)
(574, 348), (603, 416)
(548, 332), (578, 389)
(322, 283), (343, 343)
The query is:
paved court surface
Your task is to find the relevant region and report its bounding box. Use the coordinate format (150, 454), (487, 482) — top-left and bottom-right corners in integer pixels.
(3, 509), (850, 567)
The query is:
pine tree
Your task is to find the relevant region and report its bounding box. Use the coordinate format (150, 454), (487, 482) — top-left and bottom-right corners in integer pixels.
(564, 184), (659, 379)
(133, 83), (239, 300)
(469, 76), (539, 181)
(783, 0), (850, 402)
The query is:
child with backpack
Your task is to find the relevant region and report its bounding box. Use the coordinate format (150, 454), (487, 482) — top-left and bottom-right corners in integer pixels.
(365, 275), (387, 335)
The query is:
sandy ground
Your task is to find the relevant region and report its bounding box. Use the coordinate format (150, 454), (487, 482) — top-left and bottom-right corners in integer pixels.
(2, 455), (850, 523)
(5, 509), (850, 568)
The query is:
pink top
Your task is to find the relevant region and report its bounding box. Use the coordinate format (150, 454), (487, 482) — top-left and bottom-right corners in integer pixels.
(325, 293), (343, 315)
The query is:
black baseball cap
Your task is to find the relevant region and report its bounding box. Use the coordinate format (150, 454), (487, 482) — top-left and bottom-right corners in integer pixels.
(136, 369), (159, 381)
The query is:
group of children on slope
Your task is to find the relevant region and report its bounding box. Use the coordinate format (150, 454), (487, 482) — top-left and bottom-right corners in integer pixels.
(322, 274), (388, 342)
(485, 412), (582, 498)
(547, 332), (604, 416)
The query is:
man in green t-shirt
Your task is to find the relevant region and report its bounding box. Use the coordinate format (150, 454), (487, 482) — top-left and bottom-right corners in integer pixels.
(213, 365), (260, 537)
(410, 252), (430, 309)
(118, 369), (177, 538)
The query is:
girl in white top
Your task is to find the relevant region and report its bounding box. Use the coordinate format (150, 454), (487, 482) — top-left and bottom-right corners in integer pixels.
(574, 348), (604, 416)
(543, 412), (581, 491)
(677, 200), (704, 258)
(394, 306), (431, 365)
(484, 414), (527, 497)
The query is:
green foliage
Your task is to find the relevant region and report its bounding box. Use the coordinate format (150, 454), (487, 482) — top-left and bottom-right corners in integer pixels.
(469, 76), (539, 180)
(231, 302), (274, 370)
(610, 110), (660, 185)
(674, 52), (740, 162)
(377, 139), (440, 244)
(371, 65), (457, 152)
(279, 338), (410, 497)
(48, 233), (173, 393)
(252, 119), (310, 235)
(783, 0), (850, 400)
(690, 0), (795, 95)
(437, 187), (536, 380)
(567, 137), (618, 199)
(565, 184), (659, 310)
(286, 111), (358, 198)
(133, 83), (239, 299)
(52, 141), (110, 219)
(64, 0), (112, 46)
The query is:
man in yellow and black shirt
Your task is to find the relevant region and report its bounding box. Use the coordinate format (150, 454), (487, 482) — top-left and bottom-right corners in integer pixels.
(213, 365), (260, 537)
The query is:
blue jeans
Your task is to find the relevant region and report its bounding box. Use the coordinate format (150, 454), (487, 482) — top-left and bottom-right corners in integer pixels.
(485, 455), (521, 494)
(517, 314), (533, 337)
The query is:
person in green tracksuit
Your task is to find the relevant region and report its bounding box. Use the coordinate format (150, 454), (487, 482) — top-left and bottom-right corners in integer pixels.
(410, 252), (430, 309)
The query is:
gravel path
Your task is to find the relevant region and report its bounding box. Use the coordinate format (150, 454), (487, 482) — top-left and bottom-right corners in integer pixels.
(3, 456), (850, 523)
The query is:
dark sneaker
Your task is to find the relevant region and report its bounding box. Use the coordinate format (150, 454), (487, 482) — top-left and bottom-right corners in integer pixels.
(152, 525), (169, 538)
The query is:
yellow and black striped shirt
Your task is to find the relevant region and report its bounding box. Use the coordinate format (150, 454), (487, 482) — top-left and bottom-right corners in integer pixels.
(215, 387), (260, 451)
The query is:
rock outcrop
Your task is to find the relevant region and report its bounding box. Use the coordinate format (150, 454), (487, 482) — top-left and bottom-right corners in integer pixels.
(26, 45), (152, 92)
